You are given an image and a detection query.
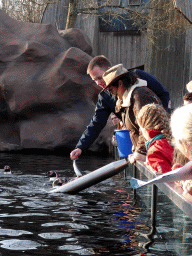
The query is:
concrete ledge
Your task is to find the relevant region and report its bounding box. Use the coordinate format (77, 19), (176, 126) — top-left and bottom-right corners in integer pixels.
(135, 160), (192, 219)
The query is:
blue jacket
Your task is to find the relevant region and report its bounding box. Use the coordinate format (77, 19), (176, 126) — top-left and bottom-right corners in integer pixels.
(76, 69), (170, 151)
(133, 69), (169, 110)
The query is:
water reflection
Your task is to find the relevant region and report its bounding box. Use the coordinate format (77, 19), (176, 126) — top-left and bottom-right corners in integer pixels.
(0, 152), (148, 255)
(135, 179), (192, 256)
(0, 152), (191, 255)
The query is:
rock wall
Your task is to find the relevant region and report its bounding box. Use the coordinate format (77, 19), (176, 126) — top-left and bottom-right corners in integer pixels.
(0, 10), (114, 153)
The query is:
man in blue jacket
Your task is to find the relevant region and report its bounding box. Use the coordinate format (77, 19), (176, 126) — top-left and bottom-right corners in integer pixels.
(70, 55), (170, 160)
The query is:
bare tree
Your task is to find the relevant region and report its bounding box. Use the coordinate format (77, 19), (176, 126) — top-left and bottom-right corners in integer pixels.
(147, 0), (192, 41)
(65, 0), (191, 34)
(66, 0), (79, 29)
(1, 0), (192, 37)
(1, 0), (60, 23)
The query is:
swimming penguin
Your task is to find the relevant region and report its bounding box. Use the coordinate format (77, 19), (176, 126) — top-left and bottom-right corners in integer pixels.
(53, 178), (63, 187)
(4, 166), (12, 174)
(46, 170), (59, 181)
(52, 177), (70, 188)
(52, 178), (63, 187)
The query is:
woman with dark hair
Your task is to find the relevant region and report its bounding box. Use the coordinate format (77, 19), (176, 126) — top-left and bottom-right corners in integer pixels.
(103, 64), (162, 163)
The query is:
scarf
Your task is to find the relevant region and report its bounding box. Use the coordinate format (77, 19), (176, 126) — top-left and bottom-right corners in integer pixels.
(145, 133), (165, 150)
(115, 78), (147, 112)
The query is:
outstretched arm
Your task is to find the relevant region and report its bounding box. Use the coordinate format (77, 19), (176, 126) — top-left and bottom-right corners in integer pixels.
(70, 91), (120, 158)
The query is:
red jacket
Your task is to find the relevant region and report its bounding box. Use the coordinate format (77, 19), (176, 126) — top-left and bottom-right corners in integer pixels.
(146, 130), (173, 174)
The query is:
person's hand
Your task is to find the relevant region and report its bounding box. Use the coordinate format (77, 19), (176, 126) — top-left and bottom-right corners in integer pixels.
(128, 154), (136, 164)
(128, 152), (146, 164)
(70, 148), (82, 160)
(183, 180), (192, 195)
(111, 135), (117, 146)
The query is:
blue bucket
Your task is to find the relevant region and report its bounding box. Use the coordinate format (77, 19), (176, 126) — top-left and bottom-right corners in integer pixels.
(115, 130), (132, 157)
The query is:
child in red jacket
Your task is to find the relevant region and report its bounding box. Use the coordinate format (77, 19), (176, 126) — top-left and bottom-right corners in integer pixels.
(137, 103), (173, 174)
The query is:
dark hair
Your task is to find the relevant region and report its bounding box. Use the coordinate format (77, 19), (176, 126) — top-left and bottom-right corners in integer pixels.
(183, 92), (192, 102)
(111, 71), (138, 88)
(87, 55), (111, 74)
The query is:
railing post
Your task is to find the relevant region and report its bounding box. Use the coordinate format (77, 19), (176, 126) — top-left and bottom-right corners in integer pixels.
(133, 163), (136, 178)
(123, 157), (129, 178)
(133, 164), (137, 198)
(150, 184), (158, 237)
(143, 184), (158, 249)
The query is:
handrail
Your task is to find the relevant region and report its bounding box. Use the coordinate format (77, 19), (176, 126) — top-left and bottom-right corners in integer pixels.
(134, 160), (192, 219)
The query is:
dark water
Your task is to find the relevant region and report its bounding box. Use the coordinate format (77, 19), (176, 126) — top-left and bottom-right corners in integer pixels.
(0, 152), (191, 256)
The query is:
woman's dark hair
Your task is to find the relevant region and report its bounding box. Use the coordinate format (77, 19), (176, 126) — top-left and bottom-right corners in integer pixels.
(111, 71), (138, 88)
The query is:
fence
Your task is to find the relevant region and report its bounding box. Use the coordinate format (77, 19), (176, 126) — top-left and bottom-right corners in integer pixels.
(113, 145), (192, 223)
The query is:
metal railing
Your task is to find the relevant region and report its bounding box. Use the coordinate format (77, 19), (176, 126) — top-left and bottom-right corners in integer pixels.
(113, 146), (192, 220)
(113, 146), (192, 250)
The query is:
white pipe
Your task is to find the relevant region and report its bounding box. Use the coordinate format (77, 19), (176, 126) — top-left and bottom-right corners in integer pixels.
(50, 159), (128, 194)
